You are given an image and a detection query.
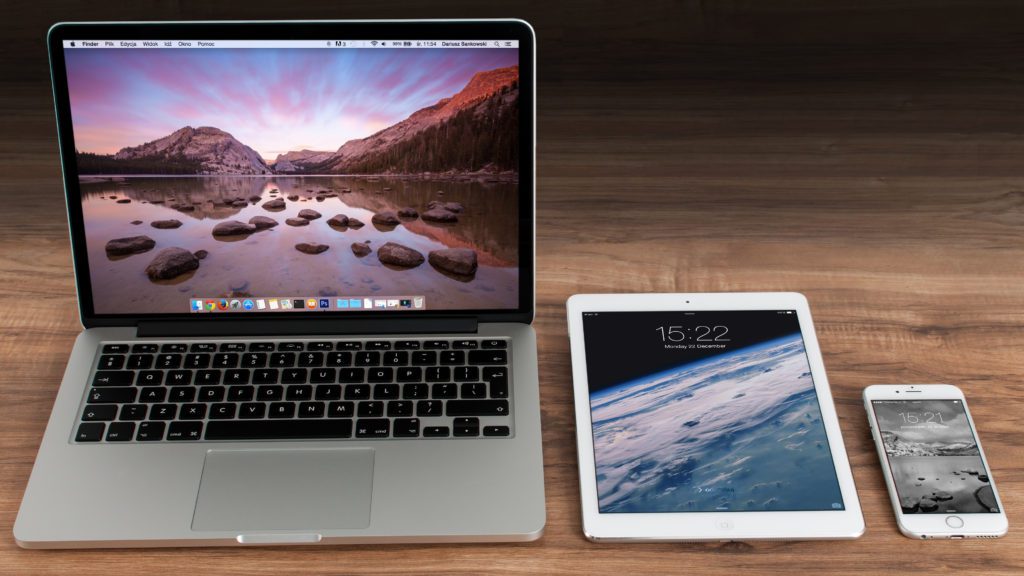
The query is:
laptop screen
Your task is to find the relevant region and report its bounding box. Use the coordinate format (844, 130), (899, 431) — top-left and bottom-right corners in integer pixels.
(59, 38), (522, 315)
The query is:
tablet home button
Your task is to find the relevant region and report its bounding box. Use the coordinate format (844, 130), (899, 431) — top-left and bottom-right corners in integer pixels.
(717, 520), (733, 530)
(945, 516), (964, 529)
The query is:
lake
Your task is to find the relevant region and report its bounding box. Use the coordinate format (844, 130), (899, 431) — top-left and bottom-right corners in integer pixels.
(79, 175), (520, 314)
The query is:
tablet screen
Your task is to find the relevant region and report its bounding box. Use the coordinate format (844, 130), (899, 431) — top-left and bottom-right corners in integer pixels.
(582, 310), (845, 513)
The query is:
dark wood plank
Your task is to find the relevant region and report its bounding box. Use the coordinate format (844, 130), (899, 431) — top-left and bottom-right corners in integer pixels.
(2, 1), (1024, 574)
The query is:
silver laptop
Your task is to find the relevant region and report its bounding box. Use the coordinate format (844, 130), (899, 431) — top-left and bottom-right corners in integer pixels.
(16, 19), (543, 548)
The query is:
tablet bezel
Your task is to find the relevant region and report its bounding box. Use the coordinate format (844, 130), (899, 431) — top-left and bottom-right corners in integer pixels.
(566, 292), (864, 541)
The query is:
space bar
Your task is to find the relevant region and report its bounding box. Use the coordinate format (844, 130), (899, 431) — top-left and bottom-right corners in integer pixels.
(205, 420), (353, 440)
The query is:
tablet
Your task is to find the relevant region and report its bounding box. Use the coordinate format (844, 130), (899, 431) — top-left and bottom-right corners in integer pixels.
(566, 292), (864, 541)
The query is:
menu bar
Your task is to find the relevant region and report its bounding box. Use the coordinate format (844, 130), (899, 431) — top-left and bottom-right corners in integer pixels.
(63, 39), (519, 49)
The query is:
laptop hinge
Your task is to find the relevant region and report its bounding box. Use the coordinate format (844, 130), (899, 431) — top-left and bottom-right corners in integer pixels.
(137, 318), (478, 338)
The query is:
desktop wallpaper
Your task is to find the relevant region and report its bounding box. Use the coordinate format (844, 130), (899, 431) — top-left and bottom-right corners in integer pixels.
(65, 46), (521, 314)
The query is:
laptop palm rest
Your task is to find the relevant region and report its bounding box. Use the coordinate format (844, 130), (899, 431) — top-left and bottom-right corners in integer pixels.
(192, 448), (374, 532)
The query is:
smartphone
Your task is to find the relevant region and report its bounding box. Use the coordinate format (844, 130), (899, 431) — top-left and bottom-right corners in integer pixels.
(863, 384), (1007, 539)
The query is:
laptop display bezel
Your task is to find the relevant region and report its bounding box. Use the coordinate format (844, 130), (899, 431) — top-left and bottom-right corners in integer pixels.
(47, 19), (535, 328)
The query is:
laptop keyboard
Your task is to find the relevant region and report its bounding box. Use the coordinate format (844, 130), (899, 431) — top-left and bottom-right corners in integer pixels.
(74, 338), (511, 443)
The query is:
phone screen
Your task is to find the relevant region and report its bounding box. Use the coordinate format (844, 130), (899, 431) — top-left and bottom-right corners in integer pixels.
(872, 399), (998, 514)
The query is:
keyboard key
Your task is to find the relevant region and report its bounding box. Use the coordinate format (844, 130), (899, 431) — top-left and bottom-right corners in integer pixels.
(270, 352), (296, 367)
(481, 340), (507, 349)
(423, 426), (450, 437)
(394, 341), (420, 350)
(426, 367), (450, 382)
(166, 370), (192, 386)
(440, 351), (464, 365)
(365, 341), (391, 350)
(355, 351), (380, 366)
(423, 340), (449, 350)
(358, 401), (384, 417)
(119, 404), (147, 421)
(453, 417), (480, 437)
(403, 383), (428, 399)
(206, 419), (352, 440)
(298, 401), (325, 418)
(416, 400), (443, 417)
(106, 422), (135, 441)
(248, 342), (275, 352)
(460, 383), (487, 399)
(483, 425), (511, 437)
(241, 353), (267, 368)
(355, 419), (389, 438)
(277, 342), (304, 351)
(335, 341), (362, 350)
(490, 380), (509, 399)
(396, 367), (422, 382)
(198, 386), (225, 402)
(224, 369), (250, 385)
(167, 421), (203, 440)
(82, 405), (117, 421)
(76, 422), (104, 442)
(102, 344), (130, 353)
(220, 343), (246, 352)
(97, 354), (125, 370)
(483, 367), (507, 383)
(156, 353), (183, 369)
(383, 351), (408, 366)
(252, 368), (279, 384)
(195, 369), (221, 385)
(135, 371), (163, 386)
(161, 343), (188, 353)
(455, 366), (479, 381)
(168, 386), (196, 402)
(315, 384), (342, 400)
(180, 404), (206, 420)
(136, 421), (165, 441)
(411, 351), (436, 365)
(184, 353), (211, 369)
(131, 343), (158, 354)
(307, 341), (334, 351)
(393, 418), (420, 437)
(373, 383), (399, 399)
(92, 370), (134, 387)
(210, 403), (236, 419)
(432, 383), (457, 399)
(447, 400), (510, 417)
(344, 384), (370, 400)
(149, 404), (176, 420)
(469, 350), (507, 365)
(326, 352), (352, 367)
(387, 400), (413, 417)
(269, 402), (296, 418)
(88, 387), (136, 404)
(282, 368), (308, 384)
(257, 385), (284, 401)
(327, 401), (354, 418)
(339, 368), (364, 383)
(190, 343), (217, 352)
(298, 352), (324, 367)
(138, 387), (167, 403)
(310, 368), (336, 383)
(228, 385), (254, 402)
(453, 340), (478, 349)
(126, 354), (154, 369)
(238, 402), (266, 419)
(213, 353), (238, 368)
(286, 385), (312, 401)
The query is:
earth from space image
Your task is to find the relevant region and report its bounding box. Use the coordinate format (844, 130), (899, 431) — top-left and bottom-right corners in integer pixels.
(590, 334), (846, 513)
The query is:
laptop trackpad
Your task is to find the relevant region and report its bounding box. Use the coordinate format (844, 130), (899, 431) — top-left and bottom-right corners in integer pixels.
(192, 448), (374, 532)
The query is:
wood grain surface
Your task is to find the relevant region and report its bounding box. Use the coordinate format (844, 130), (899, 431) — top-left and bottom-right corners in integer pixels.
(2, 1), (1024, 574)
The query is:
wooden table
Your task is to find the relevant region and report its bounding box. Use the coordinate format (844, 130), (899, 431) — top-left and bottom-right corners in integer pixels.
(2, 1), (1023, 574)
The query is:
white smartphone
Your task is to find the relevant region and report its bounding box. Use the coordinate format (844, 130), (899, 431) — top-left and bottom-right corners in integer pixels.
(863, 384), (1007, 539)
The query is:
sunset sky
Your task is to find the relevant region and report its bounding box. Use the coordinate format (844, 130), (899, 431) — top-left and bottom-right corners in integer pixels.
(65, 47), (518, 161)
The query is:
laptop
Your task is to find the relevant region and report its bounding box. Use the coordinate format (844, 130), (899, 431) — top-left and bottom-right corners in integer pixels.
(15, 19), (543, 548)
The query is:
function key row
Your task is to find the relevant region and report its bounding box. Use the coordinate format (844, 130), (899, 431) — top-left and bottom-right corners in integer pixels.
(103, 339), (508, 355)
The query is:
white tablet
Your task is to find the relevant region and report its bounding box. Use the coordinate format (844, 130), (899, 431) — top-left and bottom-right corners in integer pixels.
(566, 292), (864, 541)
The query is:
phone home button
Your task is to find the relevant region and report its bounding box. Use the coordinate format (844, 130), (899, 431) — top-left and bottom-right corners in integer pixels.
(945, 516), (964, 529)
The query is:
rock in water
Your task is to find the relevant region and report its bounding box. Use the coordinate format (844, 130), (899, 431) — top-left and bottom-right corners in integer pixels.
(421, 207), (459, 223)
(248, 195), (262, 202)
(327, 214), (349, 228)
(105, 235), (156, 255)
(347, 218), (365, 228)
(372, 211), (400, 225)
(287, 194), (299, 201)
(262, 198), (286, 210)
(295, 242), (329, 254)
(428, 248), (478, 276)
(444, 202), (464, 213)
(398, 207), (419, 218)
(145, 247), (199, 280)
(377, 242), (425, 268)
(116, 198), (131, 204)
(285, 217), (310, 227)
(298, 208), (322, 220)
(248, 215), (279, 230)
(130, 220), (143, 225)
(211, 220), (256, 236)
(151, 219), (183, 229)
(350, 242), (372, 257)
(193, 249), (209, 260)
(918, 498), (938, 512)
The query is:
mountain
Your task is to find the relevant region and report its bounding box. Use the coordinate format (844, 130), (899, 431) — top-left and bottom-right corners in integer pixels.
(76, 126), (272, 175)
(301, 65), (520, 174)
(271, 149), (335, 173)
